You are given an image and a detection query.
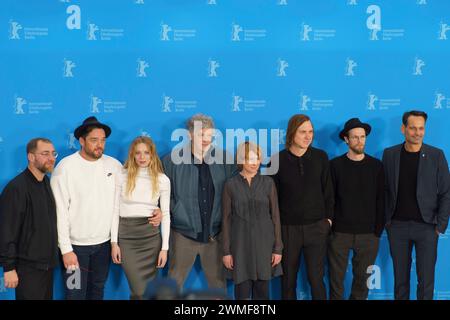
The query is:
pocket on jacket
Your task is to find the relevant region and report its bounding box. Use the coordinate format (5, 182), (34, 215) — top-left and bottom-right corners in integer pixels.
(171, 201), (192, 230)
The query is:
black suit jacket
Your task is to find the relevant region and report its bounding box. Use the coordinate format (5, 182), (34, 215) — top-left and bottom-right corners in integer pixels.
(382, 143), (450, 233)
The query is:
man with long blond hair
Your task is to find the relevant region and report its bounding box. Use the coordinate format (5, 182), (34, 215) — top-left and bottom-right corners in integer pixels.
(110, 136), (170, 300)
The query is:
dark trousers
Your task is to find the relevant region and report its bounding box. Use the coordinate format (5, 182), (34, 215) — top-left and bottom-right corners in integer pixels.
(15, 264), (53, 300)
(328, 232), (379, 300)
(234, 280), (269, 300)
(387, 220), (438, 300)
(281, 220), (330, 300)
(63, 241), (111, 300)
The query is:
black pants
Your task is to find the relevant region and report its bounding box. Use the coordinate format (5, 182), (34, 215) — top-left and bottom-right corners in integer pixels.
(328, 232), (379, 300)
(387, 220), (438, 300)
(235, 280), (269, 300)
(15, 264), (53, 300)
(281, 220), (330, 300)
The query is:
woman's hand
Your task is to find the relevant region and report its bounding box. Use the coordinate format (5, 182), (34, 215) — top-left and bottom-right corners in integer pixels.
(223, 255), (234, 270)
(111, 243), (122, 264)
(156, 250), (168, 268)
(271, 253), (282, 267)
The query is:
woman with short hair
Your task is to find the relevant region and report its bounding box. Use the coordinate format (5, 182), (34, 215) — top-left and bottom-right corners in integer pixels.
(222, 142), (283, 300)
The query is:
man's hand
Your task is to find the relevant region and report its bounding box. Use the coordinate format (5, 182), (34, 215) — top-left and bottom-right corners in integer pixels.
(4, 270), (19, 288)
(62, 251), (79, 270)
(148, 208), (162, 227)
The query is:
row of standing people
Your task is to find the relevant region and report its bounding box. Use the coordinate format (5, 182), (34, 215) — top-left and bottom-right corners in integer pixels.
(0, 111), (449, 300)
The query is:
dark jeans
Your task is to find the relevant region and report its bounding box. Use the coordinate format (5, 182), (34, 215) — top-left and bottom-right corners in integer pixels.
(328, 232), (379, 300)
(63, 241), (111, 300)
(387, 220), (438, 300)
(281, 220), (330, 300)
(16, 264), (53, 300)
(235, 280), (269, 300)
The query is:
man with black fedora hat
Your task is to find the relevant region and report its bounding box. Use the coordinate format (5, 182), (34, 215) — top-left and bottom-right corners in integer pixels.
(328, 117), (385, 300)
(50, 116), (162, 300)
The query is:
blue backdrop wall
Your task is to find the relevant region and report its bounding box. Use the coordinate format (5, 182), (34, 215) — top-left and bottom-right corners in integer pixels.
(0, 0), (449, 300)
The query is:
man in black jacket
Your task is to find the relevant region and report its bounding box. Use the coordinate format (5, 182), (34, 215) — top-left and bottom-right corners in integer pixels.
(383, 110), (450, 300)
(328, 118), (384, 300)
(0, 138), (59, 300)
(271, 114), (334, 300)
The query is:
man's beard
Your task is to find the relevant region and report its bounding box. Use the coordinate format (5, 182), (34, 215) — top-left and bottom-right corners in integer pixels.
(350, 144), (365, 155)
(36, 162), (54, 174)
(86, 147), (103, 159)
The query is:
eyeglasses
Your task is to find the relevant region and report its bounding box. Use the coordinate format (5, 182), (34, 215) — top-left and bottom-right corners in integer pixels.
(34, 151), (58, 159)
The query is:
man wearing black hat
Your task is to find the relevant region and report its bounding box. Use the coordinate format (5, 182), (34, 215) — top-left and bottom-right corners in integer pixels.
(328, 118), (385, 300)
(383, 110), (449, 300)
(50, 117), (161, 300)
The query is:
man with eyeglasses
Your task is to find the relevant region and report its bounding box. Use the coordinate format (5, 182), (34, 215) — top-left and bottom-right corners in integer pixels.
(327, 118), (385, 300)
(0, 138), (59, 299)
(50, 116), (162, 300)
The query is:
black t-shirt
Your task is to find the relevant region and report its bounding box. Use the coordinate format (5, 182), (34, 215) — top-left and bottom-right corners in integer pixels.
(393, 146), (424, 223)
(192, 154), (215, 243)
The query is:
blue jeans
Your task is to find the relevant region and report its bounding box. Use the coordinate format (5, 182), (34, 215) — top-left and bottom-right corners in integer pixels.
(63, 241), (111, 300)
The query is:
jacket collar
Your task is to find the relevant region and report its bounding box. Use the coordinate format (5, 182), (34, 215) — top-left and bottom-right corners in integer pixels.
(24, 167), (46, 184)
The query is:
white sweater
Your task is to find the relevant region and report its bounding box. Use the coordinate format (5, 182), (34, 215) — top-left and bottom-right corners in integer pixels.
(111, 168), (171, 250)
(50, 152), (123, 255)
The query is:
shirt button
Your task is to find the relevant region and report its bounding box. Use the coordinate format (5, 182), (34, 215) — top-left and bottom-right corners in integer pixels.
(202, 188), (206, 191)
(203, 200), (206, 203)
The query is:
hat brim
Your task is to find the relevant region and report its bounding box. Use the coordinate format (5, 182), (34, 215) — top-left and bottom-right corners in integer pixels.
(339, 123), (371, 140)
(74, 123), (111, 140)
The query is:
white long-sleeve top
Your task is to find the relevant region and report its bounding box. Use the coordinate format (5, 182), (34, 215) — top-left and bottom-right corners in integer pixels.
(111, 168), (171, 250)
(50, 152), (123, 255)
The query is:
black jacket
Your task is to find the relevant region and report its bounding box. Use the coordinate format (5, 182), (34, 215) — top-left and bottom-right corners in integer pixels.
(382, 143), (450, 233)
(0, 168), (59, 272)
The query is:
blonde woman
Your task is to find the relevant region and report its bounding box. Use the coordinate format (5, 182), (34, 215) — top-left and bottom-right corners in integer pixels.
(222, 142), (283, 300)
(111, 136), (170, 300)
